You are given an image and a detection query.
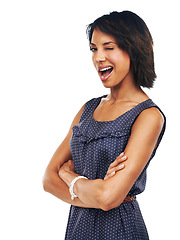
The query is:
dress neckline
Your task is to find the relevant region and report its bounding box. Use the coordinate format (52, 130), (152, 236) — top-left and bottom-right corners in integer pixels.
(92, 97), (152, 123)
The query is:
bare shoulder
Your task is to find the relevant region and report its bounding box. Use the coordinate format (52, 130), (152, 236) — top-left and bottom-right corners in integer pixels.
(71, 102), (86, 127)
(140, 107), (164, 124)
(132, 107), (164, 135)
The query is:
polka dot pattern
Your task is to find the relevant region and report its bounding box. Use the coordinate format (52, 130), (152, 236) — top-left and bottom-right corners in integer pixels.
(65, 96), (166, 240)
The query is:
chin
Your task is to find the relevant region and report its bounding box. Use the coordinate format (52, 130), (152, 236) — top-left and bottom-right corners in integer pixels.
(101, 82), (112, 88)
(101, 79), (122, 89)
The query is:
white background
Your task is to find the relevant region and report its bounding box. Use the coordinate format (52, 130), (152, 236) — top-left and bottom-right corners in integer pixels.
(0, 0), (179, 239)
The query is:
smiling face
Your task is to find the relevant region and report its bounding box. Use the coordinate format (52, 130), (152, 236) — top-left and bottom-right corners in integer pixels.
(90, 29), (133, 88)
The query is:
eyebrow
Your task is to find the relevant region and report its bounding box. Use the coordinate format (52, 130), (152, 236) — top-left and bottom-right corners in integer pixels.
(90, 41), (116, 46)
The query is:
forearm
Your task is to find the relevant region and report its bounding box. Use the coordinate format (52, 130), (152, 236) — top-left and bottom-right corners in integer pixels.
(60, 170), (104, 209)
(64, 169), (135, 211)
(74, 178), (104, 209)
(43, 169), (93, 208)
(58, 155), (128, 211)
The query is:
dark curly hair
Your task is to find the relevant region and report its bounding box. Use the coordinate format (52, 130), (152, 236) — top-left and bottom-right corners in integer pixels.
(86, 11), (156, 88)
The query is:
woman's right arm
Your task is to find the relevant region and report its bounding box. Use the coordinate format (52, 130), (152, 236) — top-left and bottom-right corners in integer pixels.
(43, 102), (127, 208)
(42, 103), (93, 208)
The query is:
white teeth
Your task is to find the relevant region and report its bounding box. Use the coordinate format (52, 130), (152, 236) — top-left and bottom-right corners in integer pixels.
(99, 67), (112, 72)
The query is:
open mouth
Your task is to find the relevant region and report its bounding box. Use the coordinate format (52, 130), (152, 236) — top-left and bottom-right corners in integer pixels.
(99, 66), (113, 80)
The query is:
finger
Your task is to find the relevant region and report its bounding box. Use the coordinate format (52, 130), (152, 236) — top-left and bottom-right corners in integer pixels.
(107, 163), (125, 176)
(104, 162), (125, 180)
(104, 171), (115, 180)
(119, 152), (125, 158)
(67, 160), (73, 164)
(104, 162), (126, 180)
(109, 154), (127, 169)
(109, 153), (125, 168)
(115, 163), (125, 171)
(116, 153), (128, 163)
(106, 168), (115, 176)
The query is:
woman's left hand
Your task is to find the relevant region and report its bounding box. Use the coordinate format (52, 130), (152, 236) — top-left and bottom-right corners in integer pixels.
(58, 160), (75, 178)
(104, 152), (127, 180)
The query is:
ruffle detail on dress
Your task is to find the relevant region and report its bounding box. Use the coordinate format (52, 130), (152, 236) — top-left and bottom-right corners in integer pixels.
(72, 125), (129, 144)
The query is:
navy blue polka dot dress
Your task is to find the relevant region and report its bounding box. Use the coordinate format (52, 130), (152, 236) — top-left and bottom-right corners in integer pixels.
(65, 96), (166, 240)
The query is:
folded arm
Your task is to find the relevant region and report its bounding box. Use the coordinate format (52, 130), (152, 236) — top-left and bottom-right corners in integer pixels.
(42, 102), (126, 208)
(42, 103), (92, 208)
(59, 107), (164, 211)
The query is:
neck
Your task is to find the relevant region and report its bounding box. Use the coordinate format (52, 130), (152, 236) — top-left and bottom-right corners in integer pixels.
(109, 74), (148, 103)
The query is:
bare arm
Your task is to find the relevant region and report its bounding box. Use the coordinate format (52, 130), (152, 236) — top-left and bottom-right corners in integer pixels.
(59, 107), (164, 211)
(42, 103), (93, 208)
(43, 102), (127, 208)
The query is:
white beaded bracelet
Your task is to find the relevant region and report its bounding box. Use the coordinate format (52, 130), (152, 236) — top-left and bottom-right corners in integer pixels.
(69, 176), (88, 200)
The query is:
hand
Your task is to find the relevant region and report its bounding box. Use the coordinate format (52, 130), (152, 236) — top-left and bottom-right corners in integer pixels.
(58, 160), (75, 179)
(104, 152), (127, 180)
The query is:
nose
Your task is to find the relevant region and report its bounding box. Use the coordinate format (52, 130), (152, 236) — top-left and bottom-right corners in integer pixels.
(94, 50), (106, 63)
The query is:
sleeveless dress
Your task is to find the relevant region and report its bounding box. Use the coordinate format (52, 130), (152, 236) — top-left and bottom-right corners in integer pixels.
(65, 96), (166, 240)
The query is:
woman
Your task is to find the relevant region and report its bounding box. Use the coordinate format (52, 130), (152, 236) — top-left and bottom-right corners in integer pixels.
(43, 11), (166, 239)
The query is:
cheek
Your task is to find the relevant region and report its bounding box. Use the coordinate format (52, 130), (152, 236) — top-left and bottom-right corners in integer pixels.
(92, 54), (96, 68)
(122, 56), (131, 71)
(112, 53), (131, 72)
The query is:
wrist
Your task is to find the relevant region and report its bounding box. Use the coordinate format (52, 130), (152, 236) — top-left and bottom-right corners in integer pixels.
(60, 169), (79, 188)
(69, 176), (88, 200)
